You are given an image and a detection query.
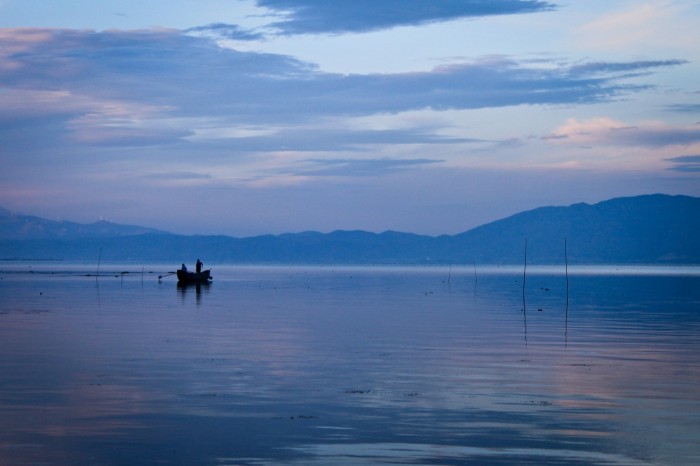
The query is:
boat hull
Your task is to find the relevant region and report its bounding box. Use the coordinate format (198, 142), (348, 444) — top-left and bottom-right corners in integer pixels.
(176, 269), (212, 284)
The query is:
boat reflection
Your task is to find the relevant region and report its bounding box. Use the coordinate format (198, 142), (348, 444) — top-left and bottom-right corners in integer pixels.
(177, 281), (211, 304)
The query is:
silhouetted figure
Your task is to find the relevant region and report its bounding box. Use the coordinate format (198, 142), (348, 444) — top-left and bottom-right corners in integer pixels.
(181, 263), (188, 272)
(196, 259), (203, 274)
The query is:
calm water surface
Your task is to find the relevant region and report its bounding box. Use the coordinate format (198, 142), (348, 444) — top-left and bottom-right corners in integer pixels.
(1, 263), (699, 465)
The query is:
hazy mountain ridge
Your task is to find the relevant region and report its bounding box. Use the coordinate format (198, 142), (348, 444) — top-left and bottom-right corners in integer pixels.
(437, 194), (700, 263)
(1, 194), (698, 264)
(0, 209), (166, 240)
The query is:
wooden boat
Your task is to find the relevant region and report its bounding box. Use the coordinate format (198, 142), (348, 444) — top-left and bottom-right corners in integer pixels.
(176, 269), (212, 284)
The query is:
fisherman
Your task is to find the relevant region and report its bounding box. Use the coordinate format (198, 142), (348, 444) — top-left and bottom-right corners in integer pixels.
(196, 259), (203, 274)
(181, 263), (187, 272)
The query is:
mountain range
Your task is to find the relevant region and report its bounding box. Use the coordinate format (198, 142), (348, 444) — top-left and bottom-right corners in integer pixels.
(1, 194), (699, 264)
(0, 206), (165, 239)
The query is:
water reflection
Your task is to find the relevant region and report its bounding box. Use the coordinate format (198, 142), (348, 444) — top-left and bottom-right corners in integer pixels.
(177, 281), (211, 305)
(0, 265), (698, 465)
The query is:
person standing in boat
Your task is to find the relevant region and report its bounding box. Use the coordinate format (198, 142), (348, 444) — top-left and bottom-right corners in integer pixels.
(196, 259), (203, 274)
(181, 263), (187, 272)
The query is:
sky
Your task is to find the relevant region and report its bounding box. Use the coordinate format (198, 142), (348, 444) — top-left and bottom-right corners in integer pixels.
(1, 0), (699, 236)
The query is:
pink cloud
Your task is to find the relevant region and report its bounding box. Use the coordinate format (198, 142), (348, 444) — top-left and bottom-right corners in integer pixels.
(545, 117), (700, 148)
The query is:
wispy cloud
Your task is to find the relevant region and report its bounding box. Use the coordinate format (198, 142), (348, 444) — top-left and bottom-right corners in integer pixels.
(139, 171), (213, 188)
(545, 118), (700, 148)
(567, 59), (688, 78)
(257, 0), (555, 35)
(186, 23), (264, 41)
(666, 103), (700, 114)
(189, 127), (481, 153)
(294, 158), (442, 177)
(575, 2), (697, 51)
(665, 155), (700, 172)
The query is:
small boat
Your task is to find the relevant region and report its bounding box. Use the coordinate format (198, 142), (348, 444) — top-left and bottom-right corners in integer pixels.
(176, 269), (212, 284)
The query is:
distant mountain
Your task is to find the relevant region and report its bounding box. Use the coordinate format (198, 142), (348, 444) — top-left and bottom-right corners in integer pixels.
(438, 194), (700, 264)
(0, 208), (167, 240)
(1, 194), (698, 264)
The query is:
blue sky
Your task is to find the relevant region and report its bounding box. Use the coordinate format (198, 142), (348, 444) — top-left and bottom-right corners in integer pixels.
(1, 1), (699, 235)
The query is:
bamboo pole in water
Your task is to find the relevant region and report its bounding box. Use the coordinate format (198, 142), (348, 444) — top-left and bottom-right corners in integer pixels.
(565, 237), (569, 334)
(96, 248), (102, 283)
(522, 239), (527, 312)
(522, 239), (528, 345)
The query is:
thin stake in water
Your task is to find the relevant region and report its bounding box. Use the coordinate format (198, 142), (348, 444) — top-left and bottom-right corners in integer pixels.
(522, 238), (528, 345)
(522, 238), (527, 311)
(96, 248), (102, 283)
(565, 237), (569, 338)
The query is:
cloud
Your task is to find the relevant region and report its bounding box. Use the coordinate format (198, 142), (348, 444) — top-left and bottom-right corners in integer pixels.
(186, 23), (264, 41)
(257, 0), (555, 35)
(0, 29), (685, 129)
(545, 118), (700, 148)
(567, 60), (688, 78)
(576, 3), (666, 50)
(69, 120), (194, 146)
(141, 171), (213, 187)
(293, 158), (442, 177)
(665, 155), (700, 172)
(188, 127), (481, 153)
(574, 2), (699, 52)
(145, 171), (212, 180)
(0, 26), (689, 180)
(666, 103), (700, 114)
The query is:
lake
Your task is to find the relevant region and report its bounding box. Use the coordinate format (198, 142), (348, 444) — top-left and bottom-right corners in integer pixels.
(1, 263), (699, 465)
